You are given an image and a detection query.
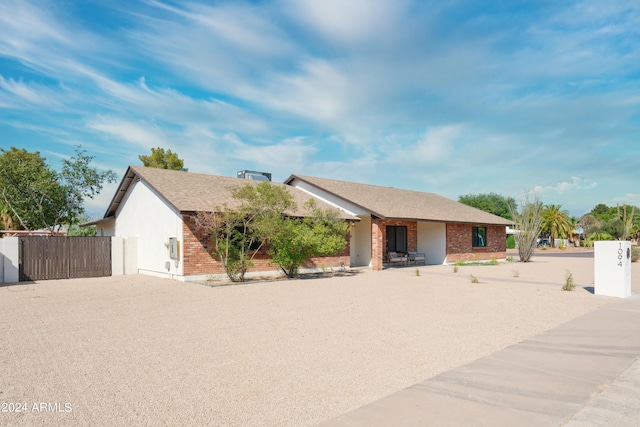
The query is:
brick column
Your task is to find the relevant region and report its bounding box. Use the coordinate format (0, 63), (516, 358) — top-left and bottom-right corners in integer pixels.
(371, 216), (383, 271)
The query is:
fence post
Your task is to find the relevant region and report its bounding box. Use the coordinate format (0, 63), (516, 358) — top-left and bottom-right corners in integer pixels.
(1, 237), (20, 283)
(112, 236), (124, 276)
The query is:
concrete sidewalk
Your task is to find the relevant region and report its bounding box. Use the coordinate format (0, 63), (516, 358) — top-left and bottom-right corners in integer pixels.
(324, 295), (640, 426)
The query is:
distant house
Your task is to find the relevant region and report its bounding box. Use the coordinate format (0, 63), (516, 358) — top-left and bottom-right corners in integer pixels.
(285, 175), (513, 270)
(87, 167), (512, 281)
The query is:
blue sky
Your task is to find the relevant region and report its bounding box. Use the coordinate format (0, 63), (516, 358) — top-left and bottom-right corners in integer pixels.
(1, 0), (639, 219)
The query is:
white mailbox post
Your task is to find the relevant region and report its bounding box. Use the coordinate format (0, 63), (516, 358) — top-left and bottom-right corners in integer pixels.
(594, 241), (631, 298)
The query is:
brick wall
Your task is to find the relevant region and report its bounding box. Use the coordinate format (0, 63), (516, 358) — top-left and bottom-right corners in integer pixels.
(371, 217), (383, 271)
(182, 214), (350, 277)
(445, 224), (506, 263)
(381, 219), (418, 253)
(371, 218), (418, 270)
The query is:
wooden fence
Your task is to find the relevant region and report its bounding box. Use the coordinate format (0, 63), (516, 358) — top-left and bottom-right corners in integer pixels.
(19, 236), (112, 281)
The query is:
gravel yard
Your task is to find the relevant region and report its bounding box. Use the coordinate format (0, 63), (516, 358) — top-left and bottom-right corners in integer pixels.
(1, 253), (636, 426)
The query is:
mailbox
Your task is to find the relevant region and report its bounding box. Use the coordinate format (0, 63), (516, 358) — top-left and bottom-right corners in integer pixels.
(594, 241), (631, 298)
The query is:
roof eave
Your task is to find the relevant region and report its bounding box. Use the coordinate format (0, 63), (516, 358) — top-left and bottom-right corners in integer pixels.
(285, 174), (386, 219)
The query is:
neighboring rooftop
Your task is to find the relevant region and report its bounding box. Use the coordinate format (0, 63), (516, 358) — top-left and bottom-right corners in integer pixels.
(286, 174), (513, 225)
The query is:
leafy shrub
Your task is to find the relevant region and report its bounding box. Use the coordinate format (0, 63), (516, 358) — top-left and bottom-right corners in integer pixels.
(588, 232), (613, 242)
(506, 235), (516, 249)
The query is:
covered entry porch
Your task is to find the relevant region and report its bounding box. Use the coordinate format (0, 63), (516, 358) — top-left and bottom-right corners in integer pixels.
(349, 215), (447, 269)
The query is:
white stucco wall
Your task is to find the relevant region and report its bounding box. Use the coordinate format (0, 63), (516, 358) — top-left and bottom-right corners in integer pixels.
(113, 179), (184, 279)
(289, 179), (370, 216)
(417, 222), (447, 265)
(350, 215), (372, 267)
(0, 237), (19, 283)
(97, 218), (115, 237)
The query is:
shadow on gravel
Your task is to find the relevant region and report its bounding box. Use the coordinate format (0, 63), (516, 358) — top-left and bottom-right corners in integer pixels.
(0, 281), (37, 290)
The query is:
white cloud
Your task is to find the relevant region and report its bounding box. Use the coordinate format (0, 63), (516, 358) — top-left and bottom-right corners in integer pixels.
(556, 176), (597, 194)
(0, 76), (63, 106)
(287, 0), (408, 46)
(227, 136), (318, 178)
(87, 117), (170, 150)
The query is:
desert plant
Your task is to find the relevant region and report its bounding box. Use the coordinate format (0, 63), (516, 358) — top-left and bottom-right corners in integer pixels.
(506, 256), (514, 262)
(415, 268), (420, 276)
(509, 192), (544, 262)
(562, 271), (576, 291)
(618, 204), (636, 240)
(632, 247), (640, 263)
(470, 274), (479, 283)
(453, 265), (459, 273)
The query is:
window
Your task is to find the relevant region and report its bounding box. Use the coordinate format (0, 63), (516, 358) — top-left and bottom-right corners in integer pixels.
(386, 226), (407, 253)
(472, 227), (486, 247)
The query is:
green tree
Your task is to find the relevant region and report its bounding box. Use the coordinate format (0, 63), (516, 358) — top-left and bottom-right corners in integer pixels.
(509, 193), (544, 262)
(0, 147), (66, 231)
(541, 204), (570, 248)
(59, 147), (117, 229)
(139, 147), (187, 171)
(195, 182), (349, 281)
(591, 203), (613, 219)
(602, 218), (624, 239)
(458, 193), (515, 220)
(67, 215), (97, 236)
(195, 182), (295, 282)
(265, 199), (349, 278)
(0, 146), (116, 232)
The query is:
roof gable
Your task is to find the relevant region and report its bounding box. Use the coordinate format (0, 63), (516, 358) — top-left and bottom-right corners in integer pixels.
(285, 174), (513, 225)
(103, 166), (357, 220)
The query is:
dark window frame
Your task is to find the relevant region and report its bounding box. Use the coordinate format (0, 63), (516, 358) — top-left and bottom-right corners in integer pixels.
(386, 225), (408, 253)
(472, 226), (487, 248)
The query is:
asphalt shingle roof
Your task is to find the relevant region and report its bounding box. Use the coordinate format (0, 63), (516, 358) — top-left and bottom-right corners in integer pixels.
(286, 174), (513, 225)
(103, 166), (357, 220)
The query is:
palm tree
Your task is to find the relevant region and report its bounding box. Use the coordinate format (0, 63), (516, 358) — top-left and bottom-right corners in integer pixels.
(567, 216), (580, 247)
(542, 204), (571, 248)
